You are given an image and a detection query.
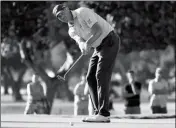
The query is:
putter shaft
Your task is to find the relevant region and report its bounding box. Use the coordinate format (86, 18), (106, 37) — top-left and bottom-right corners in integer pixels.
(56, 54), (83, 81)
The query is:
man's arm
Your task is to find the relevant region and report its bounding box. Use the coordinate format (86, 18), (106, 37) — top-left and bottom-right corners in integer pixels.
(80, 8), (102, 50)
(68, 30), (86, 53)
(123, 92), (136, 98)
(85, 23), (102, 46)
(41, 83), (47, 96)
(27, 83), (31, 96)
(74, 83), (84, 96)
(122, 86), (136, 98)
(73, 84), (79, 95)
(84, 83), (89, 96)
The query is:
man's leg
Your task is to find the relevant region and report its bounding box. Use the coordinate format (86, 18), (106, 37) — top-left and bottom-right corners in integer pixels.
(97, 33), (120, 117)
(86, 53), (99, 114)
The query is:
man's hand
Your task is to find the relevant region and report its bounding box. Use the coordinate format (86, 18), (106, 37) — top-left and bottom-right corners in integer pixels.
(79, 42), (91, 55)
(83, 43), (91, 55)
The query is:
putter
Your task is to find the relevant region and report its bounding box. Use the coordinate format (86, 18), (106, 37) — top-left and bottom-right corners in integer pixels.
(56, 54), (84, 81)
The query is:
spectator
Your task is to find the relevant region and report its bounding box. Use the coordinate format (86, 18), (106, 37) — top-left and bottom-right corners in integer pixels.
(122, 70), (142, 114)
(24, 74), (50, 114)
(148, 67), (170, 114)
(74, 73), (89, 115)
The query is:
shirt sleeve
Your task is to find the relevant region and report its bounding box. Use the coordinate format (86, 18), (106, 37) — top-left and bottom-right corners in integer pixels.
(68, 27), (85, 45)
(27, 83), (31, 96)
(80, 8), (98, 28)
(41, 83), (47, 96)
(73, 84), (79, 95)
(148, 80), (153, 94)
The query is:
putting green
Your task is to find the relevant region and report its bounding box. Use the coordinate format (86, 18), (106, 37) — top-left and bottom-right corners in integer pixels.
(1, 114), (175, 128)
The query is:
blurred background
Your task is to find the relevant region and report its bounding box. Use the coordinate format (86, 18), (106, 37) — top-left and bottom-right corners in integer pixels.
(1, 1), (175, 115)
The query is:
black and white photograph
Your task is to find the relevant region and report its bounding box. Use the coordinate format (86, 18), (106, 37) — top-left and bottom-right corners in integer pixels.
(1, 1), (175, 128)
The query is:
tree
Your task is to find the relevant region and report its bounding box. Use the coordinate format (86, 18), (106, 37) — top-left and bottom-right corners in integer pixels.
(82, 1), (175, 53)
(1, 1), (74, 111)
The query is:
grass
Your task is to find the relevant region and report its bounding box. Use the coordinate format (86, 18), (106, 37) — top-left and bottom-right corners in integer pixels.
(1, 95), (175, 128)
(1, 95), (175, 115)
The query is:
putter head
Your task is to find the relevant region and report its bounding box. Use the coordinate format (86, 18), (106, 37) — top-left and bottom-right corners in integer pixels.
(56, 75), (65, 81)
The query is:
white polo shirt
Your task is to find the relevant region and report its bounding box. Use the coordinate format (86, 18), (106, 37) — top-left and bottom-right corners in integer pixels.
(68, 7), (114, 48)
(148, 78), (169, 107)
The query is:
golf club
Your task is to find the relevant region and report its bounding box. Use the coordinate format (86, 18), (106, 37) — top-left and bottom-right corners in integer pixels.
(56, 54), (84, 81)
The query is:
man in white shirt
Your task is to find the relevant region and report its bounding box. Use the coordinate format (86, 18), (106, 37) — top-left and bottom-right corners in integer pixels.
(148, 68), (170, 114)
(53, 4), (120, 122)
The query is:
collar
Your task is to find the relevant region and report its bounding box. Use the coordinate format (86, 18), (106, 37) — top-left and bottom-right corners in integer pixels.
(68, 11), (77, 27)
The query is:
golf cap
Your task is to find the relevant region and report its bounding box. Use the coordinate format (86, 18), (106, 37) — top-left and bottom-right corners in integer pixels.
(53, 4), (66, 17)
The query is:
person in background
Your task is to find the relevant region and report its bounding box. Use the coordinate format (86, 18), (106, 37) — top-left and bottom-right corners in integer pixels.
(74, 73), (89, 115)
(122, 70), (142, 114)
(148, 67), (170, 114)
(24, 74), (50, 114)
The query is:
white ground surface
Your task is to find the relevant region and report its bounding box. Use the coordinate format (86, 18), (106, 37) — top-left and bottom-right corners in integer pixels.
(1, 114), (175, 128)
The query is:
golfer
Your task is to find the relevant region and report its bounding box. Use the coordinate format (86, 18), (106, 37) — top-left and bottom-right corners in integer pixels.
(53, 4), (120, 122)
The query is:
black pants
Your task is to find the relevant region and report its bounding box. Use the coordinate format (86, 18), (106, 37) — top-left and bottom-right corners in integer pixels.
(151, 106), (167, 114)
(86, 31), (120, 117)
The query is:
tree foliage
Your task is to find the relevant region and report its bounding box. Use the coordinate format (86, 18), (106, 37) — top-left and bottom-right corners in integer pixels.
(82, 1), (175, 53)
